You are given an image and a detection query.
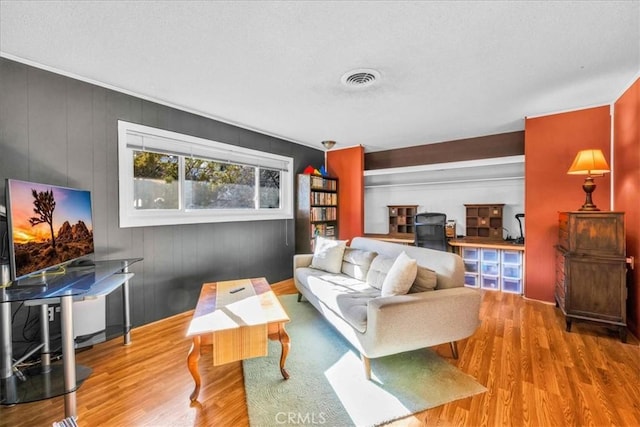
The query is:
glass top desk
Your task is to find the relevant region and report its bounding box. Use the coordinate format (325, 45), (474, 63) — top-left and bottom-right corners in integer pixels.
(0, 258), (142, 419)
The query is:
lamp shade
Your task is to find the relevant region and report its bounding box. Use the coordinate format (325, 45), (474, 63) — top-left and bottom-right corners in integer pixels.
(567, 149), (610, 175)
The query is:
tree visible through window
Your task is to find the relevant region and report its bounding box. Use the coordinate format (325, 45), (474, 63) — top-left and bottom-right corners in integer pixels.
(260, 169), (281, 208)
(118, 120), (293, 227)
(133, 151), (179, 209)
(185, 158), (256, 209)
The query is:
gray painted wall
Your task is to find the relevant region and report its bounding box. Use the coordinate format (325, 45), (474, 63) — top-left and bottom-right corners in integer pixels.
(0, 57), (323, 331)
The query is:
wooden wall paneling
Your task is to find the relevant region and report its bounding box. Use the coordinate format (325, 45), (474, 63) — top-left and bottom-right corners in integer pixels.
(0, 60), (29, 191)
(267, 220), (293, 279)
(365, 131), (524, 170)
(524, 106), (611, 302)
(27, 67), (69, 186)
(214, 222), (241, 280)
(91, 87), (109, 259)
(179, 224), (199, 286)
(155, 227), (183, 315)
(103, 92), (137, 329)
(238, 126), (270, 152)
(66, 79), (95, 188)
(141, 99), (159, 127)
(614, 77), (640, 338)
(138, 226), (154, 323)
(104, 91), (133, 259)
(198, 115), (238, 146)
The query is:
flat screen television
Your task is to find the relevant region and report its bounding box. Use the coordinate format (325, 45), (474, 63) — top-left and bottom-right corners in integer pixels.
(5, 179), (94, 281)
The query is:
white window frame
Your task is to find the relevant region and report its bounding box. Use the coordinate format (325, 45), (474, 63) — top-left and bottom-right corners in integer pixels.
(117, 120), (294, 228)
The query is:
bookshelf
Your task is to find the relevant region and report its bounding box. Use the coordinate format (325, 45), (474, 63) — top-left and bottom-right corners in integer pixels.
(387, 205), (418, 236)
(295, 174), (338, 253)
(464, 203), (504, 239)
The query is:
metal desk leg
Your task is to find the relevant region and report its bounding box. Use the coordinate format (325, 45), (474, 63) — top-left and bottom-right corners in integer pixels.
(60, 295), (76, 418)
(1, 299), (12, 381)
(39, 304), (51, 373)
(1, 296), (17, 403)
(122, 261), (131, 345)
(122, 263), (131, 346)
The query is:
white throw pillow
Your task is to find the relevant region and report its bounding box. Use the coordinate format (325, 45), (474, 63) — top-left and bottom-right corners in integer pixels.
(341, 248), (378, 280)
(365, 255), (396, 290)
(381, 252), (418, 297)
(310, 237), (348, 274)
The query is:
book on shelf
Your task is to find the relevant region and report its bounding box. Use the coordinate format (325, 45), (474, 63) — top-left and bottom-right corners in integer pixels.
(311, 192), (338, 205)
(310, 207), (337, 221)
(309, 175), (337, 191)
(311, 223), (336, 238)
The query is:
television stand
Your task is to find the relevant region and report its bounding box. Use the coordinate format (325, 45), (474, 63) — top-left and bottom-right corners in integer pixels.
(0, 258), (142, 419)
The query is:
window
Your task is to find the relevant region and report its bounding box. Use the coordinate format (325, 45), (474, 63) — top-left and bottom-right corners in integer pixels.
(118, 121), (294, 228)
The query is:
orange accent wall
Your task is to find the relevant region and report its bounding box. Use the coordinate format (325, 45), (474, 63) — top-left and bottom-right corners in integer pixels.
(327, 146), (365, 242)
(614, 77), (640, 337)
(524, 106), (612, 302)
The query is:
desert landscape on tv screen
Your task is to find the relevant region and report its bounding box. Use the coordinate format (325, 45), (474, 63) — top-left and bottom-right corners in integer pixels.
(10, 181), (94, 278)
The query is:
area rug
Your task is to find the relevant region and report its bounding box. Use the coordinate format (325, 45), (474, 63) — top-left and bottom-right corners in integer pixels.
(243, 294), (486, 427)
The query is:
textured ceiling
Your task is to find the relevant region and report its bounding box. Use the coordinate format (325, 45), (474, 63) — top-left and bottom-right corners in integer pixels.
(1, 1), (638, 152)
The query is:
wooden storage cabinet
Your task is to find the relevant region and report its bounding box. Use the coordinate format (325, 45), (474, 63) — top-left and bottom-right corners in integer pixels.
(387, 205), (418, 236)
(295, 174), (338, 253)
(465, 204), (504, 239)
(555, 211), (628, 342)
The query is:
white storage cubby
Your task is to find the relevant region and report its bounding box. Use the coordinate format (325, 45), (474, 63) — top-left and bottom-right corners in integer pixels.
(480, 248), (500, 290)
(501, 250), (523, 294)
(462, 247), (480, 288)
(460, 245), (524, 294)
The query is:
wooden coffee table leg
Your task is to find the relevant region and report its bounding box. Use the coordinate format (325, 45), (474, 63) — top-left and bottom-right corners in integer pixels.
(187, 335), (202, 401)
(278, 323), (291, 380)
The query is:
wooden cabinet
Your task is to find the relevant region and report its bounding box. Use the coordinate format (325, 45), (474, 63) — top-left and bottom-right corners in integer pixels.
(555, 211), (628, 342)
(295, 174), (338, 253)
(387, 205), (418, 236)
(464, 204), (504, 239)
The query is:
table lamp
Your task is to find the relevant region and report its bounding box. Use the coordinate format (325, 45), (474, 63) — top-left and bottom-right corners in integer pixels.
(567, 148), (610, 211)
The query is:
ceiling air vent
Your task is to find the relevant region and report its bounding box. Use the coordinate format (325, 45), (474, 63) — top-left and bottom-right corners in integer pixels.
(341, 68), (380, 88)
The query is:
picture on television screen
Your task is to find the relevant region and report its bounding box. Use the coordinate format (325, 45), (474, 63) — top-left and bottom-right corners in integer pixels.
(6, 179), (94, 280)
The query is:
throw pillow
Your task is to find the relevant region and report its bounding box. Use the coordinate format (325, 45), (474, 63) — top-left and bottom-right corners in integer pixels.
(341, 248), (378, 280)
(409, 265), (438, 293)
(365, 254), (396, 290)
(309, 237), (348, 274)
(381, 252), (418, 297)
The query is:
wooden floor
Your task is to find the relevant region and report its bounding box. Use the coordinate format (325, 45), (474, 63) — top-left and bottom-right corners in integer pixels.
(1, 279), (639, 427)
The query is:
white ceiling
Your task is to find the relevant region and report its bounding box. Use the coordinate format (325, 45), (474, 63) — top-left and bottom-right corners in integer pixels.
(1, 1), (638, 153)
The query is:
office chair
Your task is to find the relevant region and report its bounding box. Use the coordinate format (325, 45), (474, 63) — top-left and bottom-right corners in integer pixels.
(414, 213), (448, 252)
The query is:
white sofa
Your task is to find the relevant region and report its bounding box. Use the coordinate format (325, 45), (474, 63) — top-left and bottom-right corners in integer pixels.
(293, 237), (482, 379)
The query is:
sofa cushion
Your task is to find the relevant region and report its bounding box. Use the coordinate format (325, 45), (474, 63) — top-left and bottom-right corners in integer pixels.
(365, 255), (396, 290)
(295, 267), (379, 333)
(381, 252), (418, 297)
(341, 248), (378, 280)
(310, 237), (348, 274)
(410, 265), (438, 293)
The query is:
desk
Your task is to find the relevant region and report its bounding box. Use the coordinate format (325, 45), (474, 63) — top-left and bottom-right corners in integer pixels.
(0, 258), (141, 419)
(363, 233), (415, 245)
(186, 277), (290, 402)
(448, 238), (525, 252)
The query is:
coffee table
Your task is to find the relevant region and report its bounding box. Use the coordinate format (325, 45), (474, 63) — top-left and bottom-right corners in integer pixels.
(186, 277), (290, 402)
